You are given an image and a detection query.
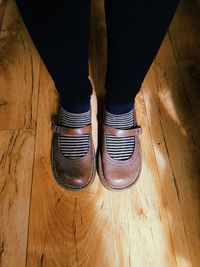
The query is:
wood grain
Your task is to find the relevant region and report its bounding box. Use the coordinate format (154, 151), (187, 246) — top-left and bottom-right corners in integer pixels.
(0, 0), (40, 130)
(0, 0), (7, 30)
(0, 0), (200, 266)
(0, 0), (39, 266)
(0, 129), (35, 266)
(142, 0), (200, 265)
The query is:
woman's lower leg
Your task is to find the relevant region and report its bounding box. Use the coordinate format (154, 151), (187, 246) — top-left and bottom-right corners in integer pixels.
(104, 0), (180, 114)
(15, 0), (92, 113)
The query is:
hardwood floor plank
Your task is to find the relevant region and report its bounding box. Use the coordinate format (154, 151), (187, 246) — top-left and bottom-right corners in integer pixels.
(93, 0), (178, 266)
(26, 55), (115, 266)
(0, 0), (40, 130)
(142, 1), (200, 265)
(167, 0), (200, 126)
(0, 1), (40, 267)
(1, 0), (199, 266)
(0, 0), (7, 30)
(0, 129), (35, 267)
(106, 92), (178, 267)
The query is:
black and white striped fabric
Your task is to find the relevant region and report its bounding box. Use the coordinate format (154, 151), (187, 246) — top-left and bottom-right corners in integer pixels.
(58, 106), (91, 159)
(104, 108), (135, 160)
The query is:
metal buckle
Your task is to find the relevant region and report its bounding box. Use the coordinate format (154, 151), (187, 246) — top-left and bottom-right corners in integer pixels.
(51, 122), (58, 133)
(136, 126), (142, 135)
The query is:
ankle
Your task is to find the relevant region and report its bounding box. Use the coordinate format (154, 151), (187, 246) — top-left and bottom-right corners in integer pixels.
(60, 105), (91, 128)
(60, 99), (91, 113)
(105, 101), (134, 115)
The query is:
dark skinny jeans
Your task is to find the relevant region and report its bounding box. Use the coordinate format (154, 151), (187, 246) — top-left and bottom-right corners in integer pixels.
(15, 0), (180, 112)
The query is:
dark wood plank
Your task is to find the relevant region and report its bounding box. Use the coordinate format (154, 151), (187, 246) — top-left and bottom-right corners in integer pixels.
(0, 0), (7, 30)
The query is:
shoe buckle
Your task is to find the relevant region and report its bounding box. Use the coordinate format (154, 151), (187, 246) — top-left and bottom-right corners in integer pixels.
(135, 126), (142, 135)
(51, 122), (58, 133)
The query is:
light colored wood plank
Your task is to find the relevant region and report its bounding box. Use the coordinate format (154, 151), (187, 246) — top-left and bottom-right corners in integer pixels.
(93, 1), (178, 266)
(142, 46), (193, 267)
(0, 1), (40, 267)
(0, 0), (40, 130)
(1, 0), (199, 266)
(141, 1), (200, 266)
(106, 93), (179, 267)
(0, 129), (35, 267)
(26, 58), (115, 266)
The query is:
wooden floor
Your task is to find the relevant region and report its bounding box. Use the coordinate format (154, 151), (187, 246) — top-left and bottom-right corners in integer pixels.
(0, 0), (200, 266)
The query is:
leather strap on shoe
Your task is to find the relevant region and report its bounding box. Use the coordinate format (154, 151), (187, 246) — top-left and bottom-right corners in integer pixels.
(103, 123), (142, 137)
(51, 122), (92, 135)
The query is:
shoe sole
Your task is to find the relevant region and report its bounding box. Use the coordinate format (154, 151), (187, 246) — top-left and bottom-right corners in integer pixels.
(97, 151), (141, 192)
(50, 139), (96, 191)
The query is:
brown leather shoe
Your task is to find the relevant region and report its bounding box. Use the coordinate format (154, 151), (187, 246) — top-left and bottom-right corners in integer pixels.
(98, 107), (142, 191)
(50, 116), (96, 191)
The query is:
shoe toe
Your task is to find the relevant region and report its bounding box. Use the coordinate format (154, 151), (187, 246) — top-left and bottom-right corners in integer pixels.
(58, 169), (92, 189)
(106, 175), (137, 190)
(51, 131), (96, 190)
(100, 159), (141, 191)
